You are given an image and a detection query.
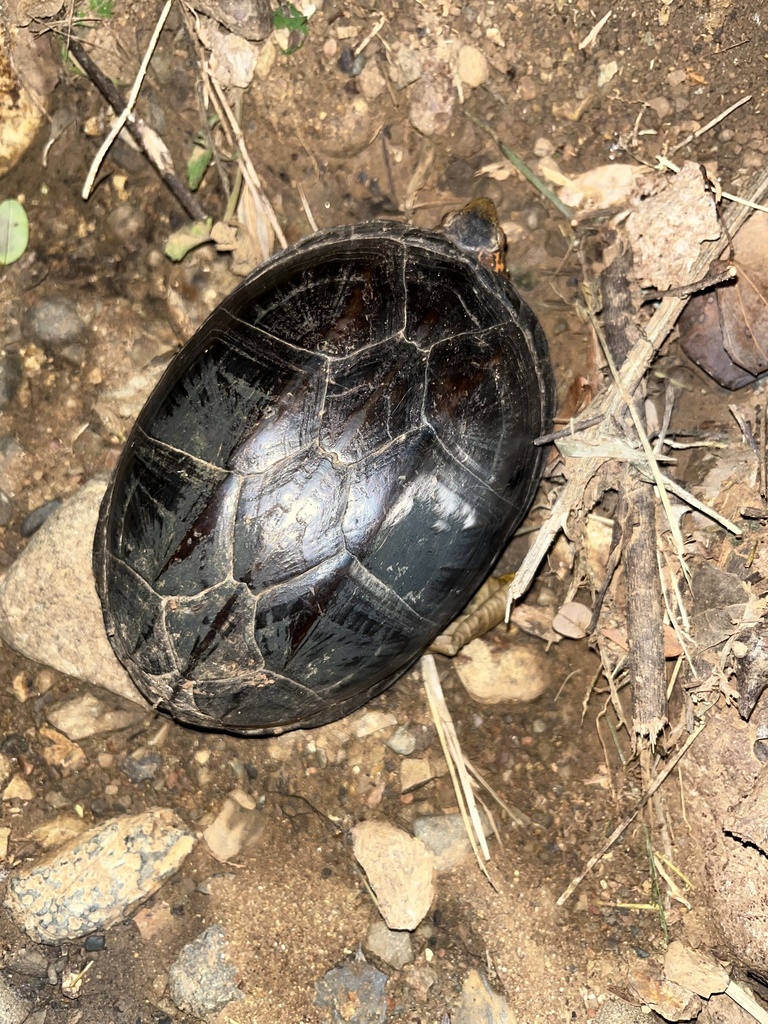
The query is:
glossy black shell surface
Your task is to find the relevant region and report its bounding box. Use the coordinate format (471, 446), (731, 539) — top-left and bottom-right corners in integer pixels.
(94, 219), (555, 735)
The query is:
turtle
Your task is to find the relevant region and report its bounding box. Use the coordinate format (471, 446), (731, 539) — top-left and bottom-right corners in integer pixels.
(93, 198), (555, 735)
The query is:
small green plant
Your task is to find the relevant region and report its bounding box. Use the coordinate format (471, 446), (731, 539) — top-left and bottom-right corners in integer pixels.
(186, 117), (219, 192)
(187, 145), (213, 192)
(87, 0), (114, 16)
(165, 218), (213, 262)
(272, 3), (309, 53)
(0, 200), (29, 266)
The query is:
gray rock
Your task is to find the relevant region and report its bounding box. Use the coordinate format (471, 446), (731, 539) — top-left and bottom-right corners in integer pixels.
(414, 813), (492, 873)
(4, 946), (49, 977)
(408, 59), (455, 136)
(0, 975), (31, 1024)
(19, 497), (62, 537)
(454, 969), (511, 1024)
(386, 725), (417, 756)
(47, 692), (147, 740)
(0, 478), (145, 706)
(118, 746), (163, 783)
(168, 924), (243, 1017)
(365, 920), (413, 969)
(192, 0), (272, 41)
(28, 297), (86, 350)
(315, 961), (387, 1024)
(5, 808), (195, 944)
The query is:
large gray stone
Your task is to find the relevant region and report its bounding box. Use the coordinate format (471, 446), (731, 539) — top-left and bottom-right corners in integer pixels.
(0, 478), (143, 705)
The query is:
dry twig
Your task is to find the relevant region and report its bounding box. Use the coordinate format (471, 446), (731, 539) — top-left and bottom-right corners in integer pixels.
(68, 31), (206, 221)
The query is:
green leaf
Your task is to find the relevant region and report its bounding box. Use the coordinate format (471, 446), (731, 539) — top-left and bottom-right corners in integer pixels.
(0, 200), (29, 266)
(187, 145), (212, 192)
(272, 3), (309, 51)
(164, 218), (212, 262)
(88, 0), (114, 17)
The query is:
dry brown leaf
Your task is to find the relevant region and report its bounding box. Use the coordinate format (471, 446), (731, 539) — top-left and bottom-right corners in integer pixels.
(679, 211), (768, 389)
(601, 623), (683, 658)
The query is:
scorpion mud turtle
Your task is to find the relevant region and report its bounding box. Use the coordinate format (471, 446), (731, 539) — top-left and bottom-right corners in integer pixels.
(94, 199), (555, 735)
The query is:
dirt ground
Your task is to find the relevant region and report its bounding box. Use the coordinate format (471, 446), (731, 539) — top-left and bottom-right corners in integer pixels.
(0, 0), (767, 1022)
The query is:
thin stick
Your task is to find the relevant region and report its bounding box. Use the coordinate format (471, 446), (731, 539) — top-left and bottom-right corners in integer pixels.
(556, 716), (707, 905)
(670, 95), (752, 156)
(68, 37), (206, 221)
(657, 156), (768, 214)
(535, 415), (604, 446)
(761, 404), (767, 500)
(82, 0), (174, 201)
(354, 14), (385, 57)
(655, 471), (742, 535)
(579, 9), (612, 49)
(590, 307), (687, 568)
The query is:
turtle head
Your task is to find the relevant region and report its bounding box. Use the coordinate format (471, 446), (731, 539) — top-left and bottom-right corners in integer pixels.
(442, 197), (506, 273)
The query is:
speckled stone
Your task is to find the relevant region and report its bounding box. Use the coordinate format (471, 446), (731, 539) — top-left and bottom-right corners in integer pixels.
(4, 808), (195, 944)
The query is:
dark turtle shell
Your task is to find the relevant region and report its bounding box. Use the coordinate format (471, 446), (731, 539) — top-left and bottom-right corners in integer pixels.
(94, 213), (554, 735)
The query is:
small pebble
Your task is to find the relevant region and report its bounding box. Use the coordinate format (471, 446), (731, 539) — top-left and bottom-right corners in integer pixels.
(648, 95), (672, 119)
(457, 44), (489, 87)
(408, 60), (455, 136)
(104, 205), (147, 246)
(358, 61), (387, 100)
(366, 920), (413, 969)
(119, 748), (163, 784)
(386, 726), (417, 756)
(2, 775), (34, 802)
(28, 298), (86, 351)
(84, 935), (106, 952)
(454, 969), (511, 1024)
(47, 693), (147, 741)
(19, 498), (62, 538)
(0, 349), (23, 409)
(0, 489), (14, 527)
(338, 46), (365, 76)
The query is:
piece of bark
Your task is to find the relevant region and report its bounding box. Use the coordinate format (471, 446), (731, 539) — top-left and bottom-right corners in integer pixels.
(623, 467), (667, 742)
(599, 233), (634, 368)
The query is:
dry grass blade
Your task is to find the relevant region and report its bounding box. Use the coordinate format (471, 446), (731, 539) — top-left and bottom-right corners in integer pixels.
(209, 78), (287, 252)
(421, 655), (496, 887)
(556, 716), (707, 905)
(463, 756), (537, 831)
